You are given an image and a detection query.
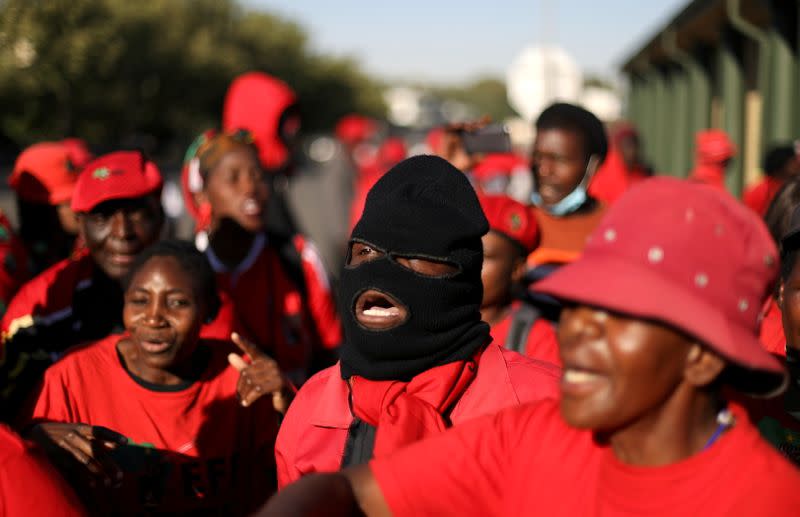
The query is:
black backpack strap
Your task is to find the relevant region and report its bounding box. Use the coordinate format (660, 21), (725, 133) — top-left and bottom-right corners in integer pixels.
(504, 303), (541, 354)
(267, 230), (308, 299)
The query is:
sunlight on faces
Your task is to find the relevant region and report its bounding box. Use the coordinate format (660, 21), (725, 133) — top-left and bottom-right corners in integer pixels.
(123, 256), (207, 371)
(201, 146), (269, 233)
(531, 129), (588, 206)
(480, 231), (525, 308)
(557, 305), (696, 432)
(79, 196), (163, 281)
(780, 256), (800, 351)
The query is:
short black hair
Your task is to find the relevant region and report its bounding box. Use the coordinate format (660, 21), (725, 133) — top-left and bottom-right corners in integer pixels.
(763, 145), (796, 177)
(765, 176), (800, 249)
(535, 103), (608, 164)
(768, 178), (800, 283)
(123, 239), (221, 320)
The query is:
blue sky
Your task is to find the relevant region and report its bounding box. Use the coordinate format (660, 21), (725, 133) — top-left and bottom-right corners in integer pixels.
(242, 0), (687, 83)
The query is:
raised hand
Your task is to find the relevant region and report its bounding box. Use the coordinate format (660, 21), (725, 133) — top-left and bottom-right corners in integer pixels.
(228, 332), (294, 413)
(30, 422), (127, 487)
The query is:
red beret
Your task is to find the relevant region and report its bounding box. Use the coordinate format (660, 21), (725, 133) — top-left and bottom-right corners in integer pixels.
(71, 151), (163, 212)
(10, 140), (92, 205)
(478, 194), (539, 253)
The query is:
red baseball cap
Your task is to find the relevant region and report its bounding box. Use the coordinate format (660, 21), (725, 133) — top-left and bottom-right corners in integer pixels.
(534, 177), (786, 397)
(10, 140), (92, 204)
(478, 194), (539, 253)
(335, 114), (378, 146)
(696, 129), (736, 163)
(71, 151), (163, 212)
(472, 153), (529, 183)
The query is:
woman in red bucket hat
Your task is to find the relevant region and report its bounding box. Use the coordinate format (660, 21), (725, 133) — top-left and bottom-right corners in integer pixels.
(260, 177), (800, 517)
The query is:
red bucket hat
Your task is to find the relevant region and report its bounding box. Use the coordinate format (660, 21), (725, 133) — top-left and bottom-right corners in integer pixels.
(478, 194), (539, 254)
(71, 151), (163, 212)
(9, 140), (92, 205)
(534, 177), (786, 396)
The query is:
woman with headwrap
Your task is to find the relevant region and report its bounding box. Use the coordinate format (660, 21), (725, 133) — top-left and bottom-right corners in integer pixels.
(181, 130), (341, 384)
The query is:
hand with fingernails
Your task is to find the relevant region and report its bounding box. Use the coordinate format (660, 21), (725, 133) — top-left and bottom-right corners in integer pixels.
(228, 332), (294, 413)
(30, 422), (127, 488)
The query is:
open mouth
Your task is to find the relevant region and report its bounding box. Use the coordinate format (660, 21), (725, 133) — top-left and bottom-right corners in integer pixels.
(242, 198), (262, 217)
(538, 184), (562, 200)
(138, 335), (175, 354)
(560, 366), (608, 397)
(354, 289), (408, 330)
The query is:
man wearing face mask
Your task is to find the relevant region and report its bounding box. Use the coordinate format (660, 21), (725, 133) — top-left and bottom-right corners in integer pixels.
(274, 155), (560, 488)
(527, 103), (608, 267)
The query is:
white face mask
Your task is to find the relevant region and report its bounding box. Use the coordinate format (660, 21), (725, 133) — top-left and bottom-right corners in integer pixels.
(531, 156), (599, 216)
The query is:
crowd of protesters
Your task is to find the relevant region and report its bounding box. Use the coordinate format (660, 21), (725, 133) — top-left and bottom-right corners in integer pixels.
(1, 69), (800, 516)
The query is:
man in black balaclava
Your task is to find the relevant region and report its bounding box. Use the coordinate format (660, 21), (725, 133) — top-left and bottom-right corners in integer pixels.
(273, 155), (560, 487)
(338, 154), (489, 380)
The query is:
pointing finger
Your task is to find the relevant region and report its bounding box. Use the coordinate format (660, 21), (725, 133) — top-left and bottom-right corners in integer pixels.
(228, 353), (248, 372)
(231, 332), (267, 360)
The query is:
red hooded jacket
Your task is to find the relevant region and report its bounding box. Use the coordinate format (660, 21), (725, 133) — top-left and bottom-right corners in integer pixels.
(223, 72), (297, 172)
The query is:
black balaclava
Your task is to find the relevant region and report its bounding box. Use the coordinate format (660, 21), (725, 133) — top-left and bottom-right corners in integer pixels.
(339, 155), (490, 381)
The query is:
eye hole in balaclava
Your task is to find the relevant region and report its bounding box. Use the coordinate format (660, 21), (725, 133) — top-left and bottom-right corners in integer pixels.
(347, 240), (460, 278)
(338, 155), (491, 382)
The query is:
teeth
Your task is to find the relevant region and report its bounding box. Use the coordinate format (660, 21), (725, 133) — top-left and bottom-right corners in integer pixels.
(243, 199), (260, 215)
(362, 307), (400, 317)
(563, 369), (602, 384)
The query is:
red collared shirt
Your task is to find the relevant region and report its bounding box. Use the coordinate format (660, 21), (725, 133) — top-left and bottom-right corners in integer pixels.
(275, 343), (560, 488)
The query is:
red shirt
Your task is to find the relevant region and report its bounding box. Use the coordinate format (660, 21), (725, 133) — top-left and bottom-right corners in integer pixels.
(201, 234), (341, 382)
(29, 334), (279, 515)
(0, 424), (85, 516)
(760, 298), (786, 357)
(372, 399), (800, 516)
(275, 343), (560, 488)
(0, 210), (30, 317)
(744, 177), (784, 216)
(489, 302), (561, 366)
(689, 164), (727, 191)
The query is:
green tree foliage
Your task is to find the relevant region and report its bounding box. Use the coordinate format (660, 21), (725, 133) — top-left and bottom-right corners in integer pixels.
(0, 0), (385, 153)
(432, 77), (516, 122)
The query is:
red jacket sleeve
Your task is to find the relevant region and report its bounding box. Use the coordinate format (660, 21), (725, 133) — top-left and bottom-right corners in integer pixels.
(295, 236), (342, 349)
(0, 425), (86, 517)
(274, 398), (304, 489)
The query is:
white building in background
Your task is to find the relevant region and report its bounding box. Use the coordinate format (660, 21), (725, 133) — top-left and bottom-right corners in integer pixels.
(507, 45), (622, 123)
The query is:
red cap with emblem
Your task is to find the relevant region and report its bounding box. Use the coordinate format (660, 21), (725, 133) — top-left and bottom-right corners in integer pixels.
(535, 177), (786, 396)
(10, 140), (92, 205)
(71, 150), (163, 212)
(478, 194), (539, 254)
